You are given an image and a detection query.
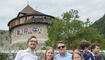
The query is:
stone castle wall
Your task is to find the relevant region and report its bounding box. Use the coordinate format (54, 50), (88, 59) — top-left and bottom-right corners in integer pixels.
(0, 30), (10, 50)
(10, 23), (49, 50)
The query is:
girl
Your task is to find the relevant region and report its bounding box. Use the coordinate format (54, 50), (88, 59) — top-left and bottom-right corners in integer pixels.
(72, 52), (84, 60)
(43, 47), (54, 60)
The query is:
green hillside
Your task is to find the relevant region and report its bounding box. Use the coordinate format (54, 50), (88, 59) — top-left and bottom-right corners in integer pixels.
(91, 14), (105, 37)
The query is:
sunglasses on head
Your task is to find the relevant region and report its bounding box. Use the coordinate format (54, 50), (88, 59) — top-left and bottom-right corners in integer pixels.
(57, 46), (65, 49)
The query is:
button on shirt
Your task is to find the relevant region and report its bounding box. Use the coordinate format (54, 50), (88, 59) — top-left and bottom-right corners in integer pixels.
(14, 48), (38, 60)
(54, 52), (72, 60)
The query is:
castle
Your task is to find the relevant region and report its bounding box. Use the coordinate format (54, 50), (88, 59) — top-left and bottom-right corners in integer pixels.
(0, 5), (54, 50)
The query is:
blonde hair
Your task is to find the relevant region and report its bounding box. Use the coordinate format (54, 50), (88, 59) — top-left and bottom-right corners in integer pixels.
(43, 47), (54, 60)
(72, 52), (84, 60)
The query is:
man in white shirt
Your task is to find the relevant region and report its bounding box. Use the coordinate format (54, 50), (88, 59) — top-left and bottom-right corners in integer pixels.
(14, 36), (38, 60)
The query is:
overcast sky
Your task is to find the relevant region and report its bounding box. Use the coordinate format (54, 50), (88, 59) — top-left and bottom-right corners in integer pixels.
(0, 0), (105, 30)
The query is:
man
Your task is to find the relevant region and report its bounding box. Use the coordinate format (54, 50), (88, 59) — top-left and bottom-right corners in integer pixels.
(54, 41), (72, 60)
(86, 43), (104, 60)
(79, 40), (90, 60)
(15, 36), (38, 60)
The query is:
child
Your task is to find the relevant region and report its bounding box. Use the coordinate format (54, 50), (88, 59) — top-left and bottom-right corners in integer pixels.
(72, 52), (84, 60)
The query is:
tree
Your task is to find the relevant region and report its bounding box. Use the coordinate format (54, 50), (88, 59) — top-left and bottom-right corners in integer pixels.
(62, 9), (79, 21)
(45, 9), (105, 50)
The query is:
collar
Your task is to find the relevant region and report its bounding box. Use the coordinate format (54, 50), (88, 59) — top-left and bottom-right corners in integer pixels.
(91, 52), (96, 56)
(60, 51), (68, 57)
(26, 48), (35, 54)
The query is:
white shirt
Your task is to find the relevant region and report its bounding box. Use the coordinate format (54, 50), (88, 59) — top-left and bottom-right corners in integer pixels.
(14, 48), (38, 60)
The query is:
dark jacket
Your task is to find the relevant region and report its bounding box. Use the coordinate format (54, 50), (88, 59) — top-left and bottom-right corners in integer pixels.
(80, 51), (88, 60)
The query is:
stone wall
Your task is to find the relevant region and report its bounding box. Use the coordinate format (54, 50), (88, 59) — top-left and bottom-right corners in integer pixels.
(0, 30), (10, 50)
(10, 23), (49, 50)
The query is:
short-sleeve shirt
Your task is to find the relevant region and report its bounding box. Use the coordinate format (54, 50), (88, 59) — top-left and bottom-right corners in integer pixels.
(14, 48), (38, 60)
(54, 52), (72, 60)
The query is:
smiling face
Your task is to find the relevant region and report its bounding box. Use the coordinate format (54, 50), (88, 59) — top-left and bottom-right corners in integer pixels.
(28, 38), (38, 49)
(57, 43), (66, 55)
(92, 46), (100, 54)
(73, 54), (82, 60)
(46, 49), (54, 60)
(91, 43), (100, 55)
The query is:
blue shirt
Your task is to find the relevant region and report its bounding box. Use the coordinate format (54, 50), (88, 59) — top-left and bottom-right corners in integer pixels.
(54, 52), (72, 60)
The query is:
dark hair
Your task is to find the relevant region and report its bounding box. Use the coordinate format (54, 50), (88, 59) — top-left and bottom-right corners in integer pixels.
(27, 36), (38, 44)
(79, 40), (90, 50)
(90, 43), (99, 52)
(57, 41), (66, 46)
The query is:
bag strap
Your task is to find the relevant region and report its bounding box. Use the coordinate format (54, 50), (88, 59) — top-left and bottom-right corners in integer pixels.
(35, 56), (37, 60)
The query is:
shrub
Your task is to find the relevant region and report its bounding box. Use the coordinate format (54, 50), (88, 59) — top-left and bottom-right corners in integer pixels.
(0, 52), (8, 60)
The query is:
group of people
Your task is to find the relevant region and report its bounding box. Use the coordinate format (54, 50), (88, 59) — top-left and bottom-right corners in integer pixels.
(78, 40), (104, 60)
(14, 36), (105, 60)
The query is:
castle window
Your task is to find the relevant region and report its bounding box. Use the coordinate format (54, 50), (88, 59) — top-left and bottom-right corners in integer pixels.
(28, 27), (32, 34)
(16, 30), (20, 35)
(11, 31), (16, 37)
(19, 28), (23, 35)
(33, 27), (38, 33)
(24, 28), (28, 34)
(6, 37), (8, 40)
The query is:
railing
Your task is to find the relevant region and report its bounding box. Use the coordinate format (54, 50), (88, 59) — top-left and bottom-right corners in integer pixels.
(0, 50), (105, 60)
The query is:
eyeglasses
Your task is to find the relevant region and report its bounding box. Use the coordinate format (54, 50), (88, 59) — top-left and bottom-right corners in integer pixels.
(57, 46), (65, 49)
(29, 40), (38, 43)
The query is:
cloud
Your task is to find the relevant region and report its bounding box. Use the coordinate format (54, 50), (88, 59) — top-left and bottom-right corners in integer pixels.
(0, 0), (105, 30)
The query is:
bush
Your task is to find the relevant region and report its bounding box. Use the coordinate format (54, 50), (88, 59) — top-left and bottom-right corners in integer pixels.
(0, 52), (8, 60)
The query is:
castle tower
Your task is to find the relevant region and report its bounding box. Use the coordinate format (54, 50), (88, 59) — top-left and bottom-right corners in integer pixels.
(8, 5), (54, 49)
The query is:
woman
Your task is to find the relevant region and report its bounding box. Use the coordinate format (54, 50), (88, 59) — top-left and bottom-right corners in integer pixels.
(42, 47), (54, 60)
(72, 52), (84, 60)
(15, 36), (38, 60)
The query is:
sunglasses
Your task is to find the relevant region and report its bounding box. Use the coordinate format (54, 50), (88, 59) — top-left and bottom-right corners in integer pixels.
(57, 46), (65, 49)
